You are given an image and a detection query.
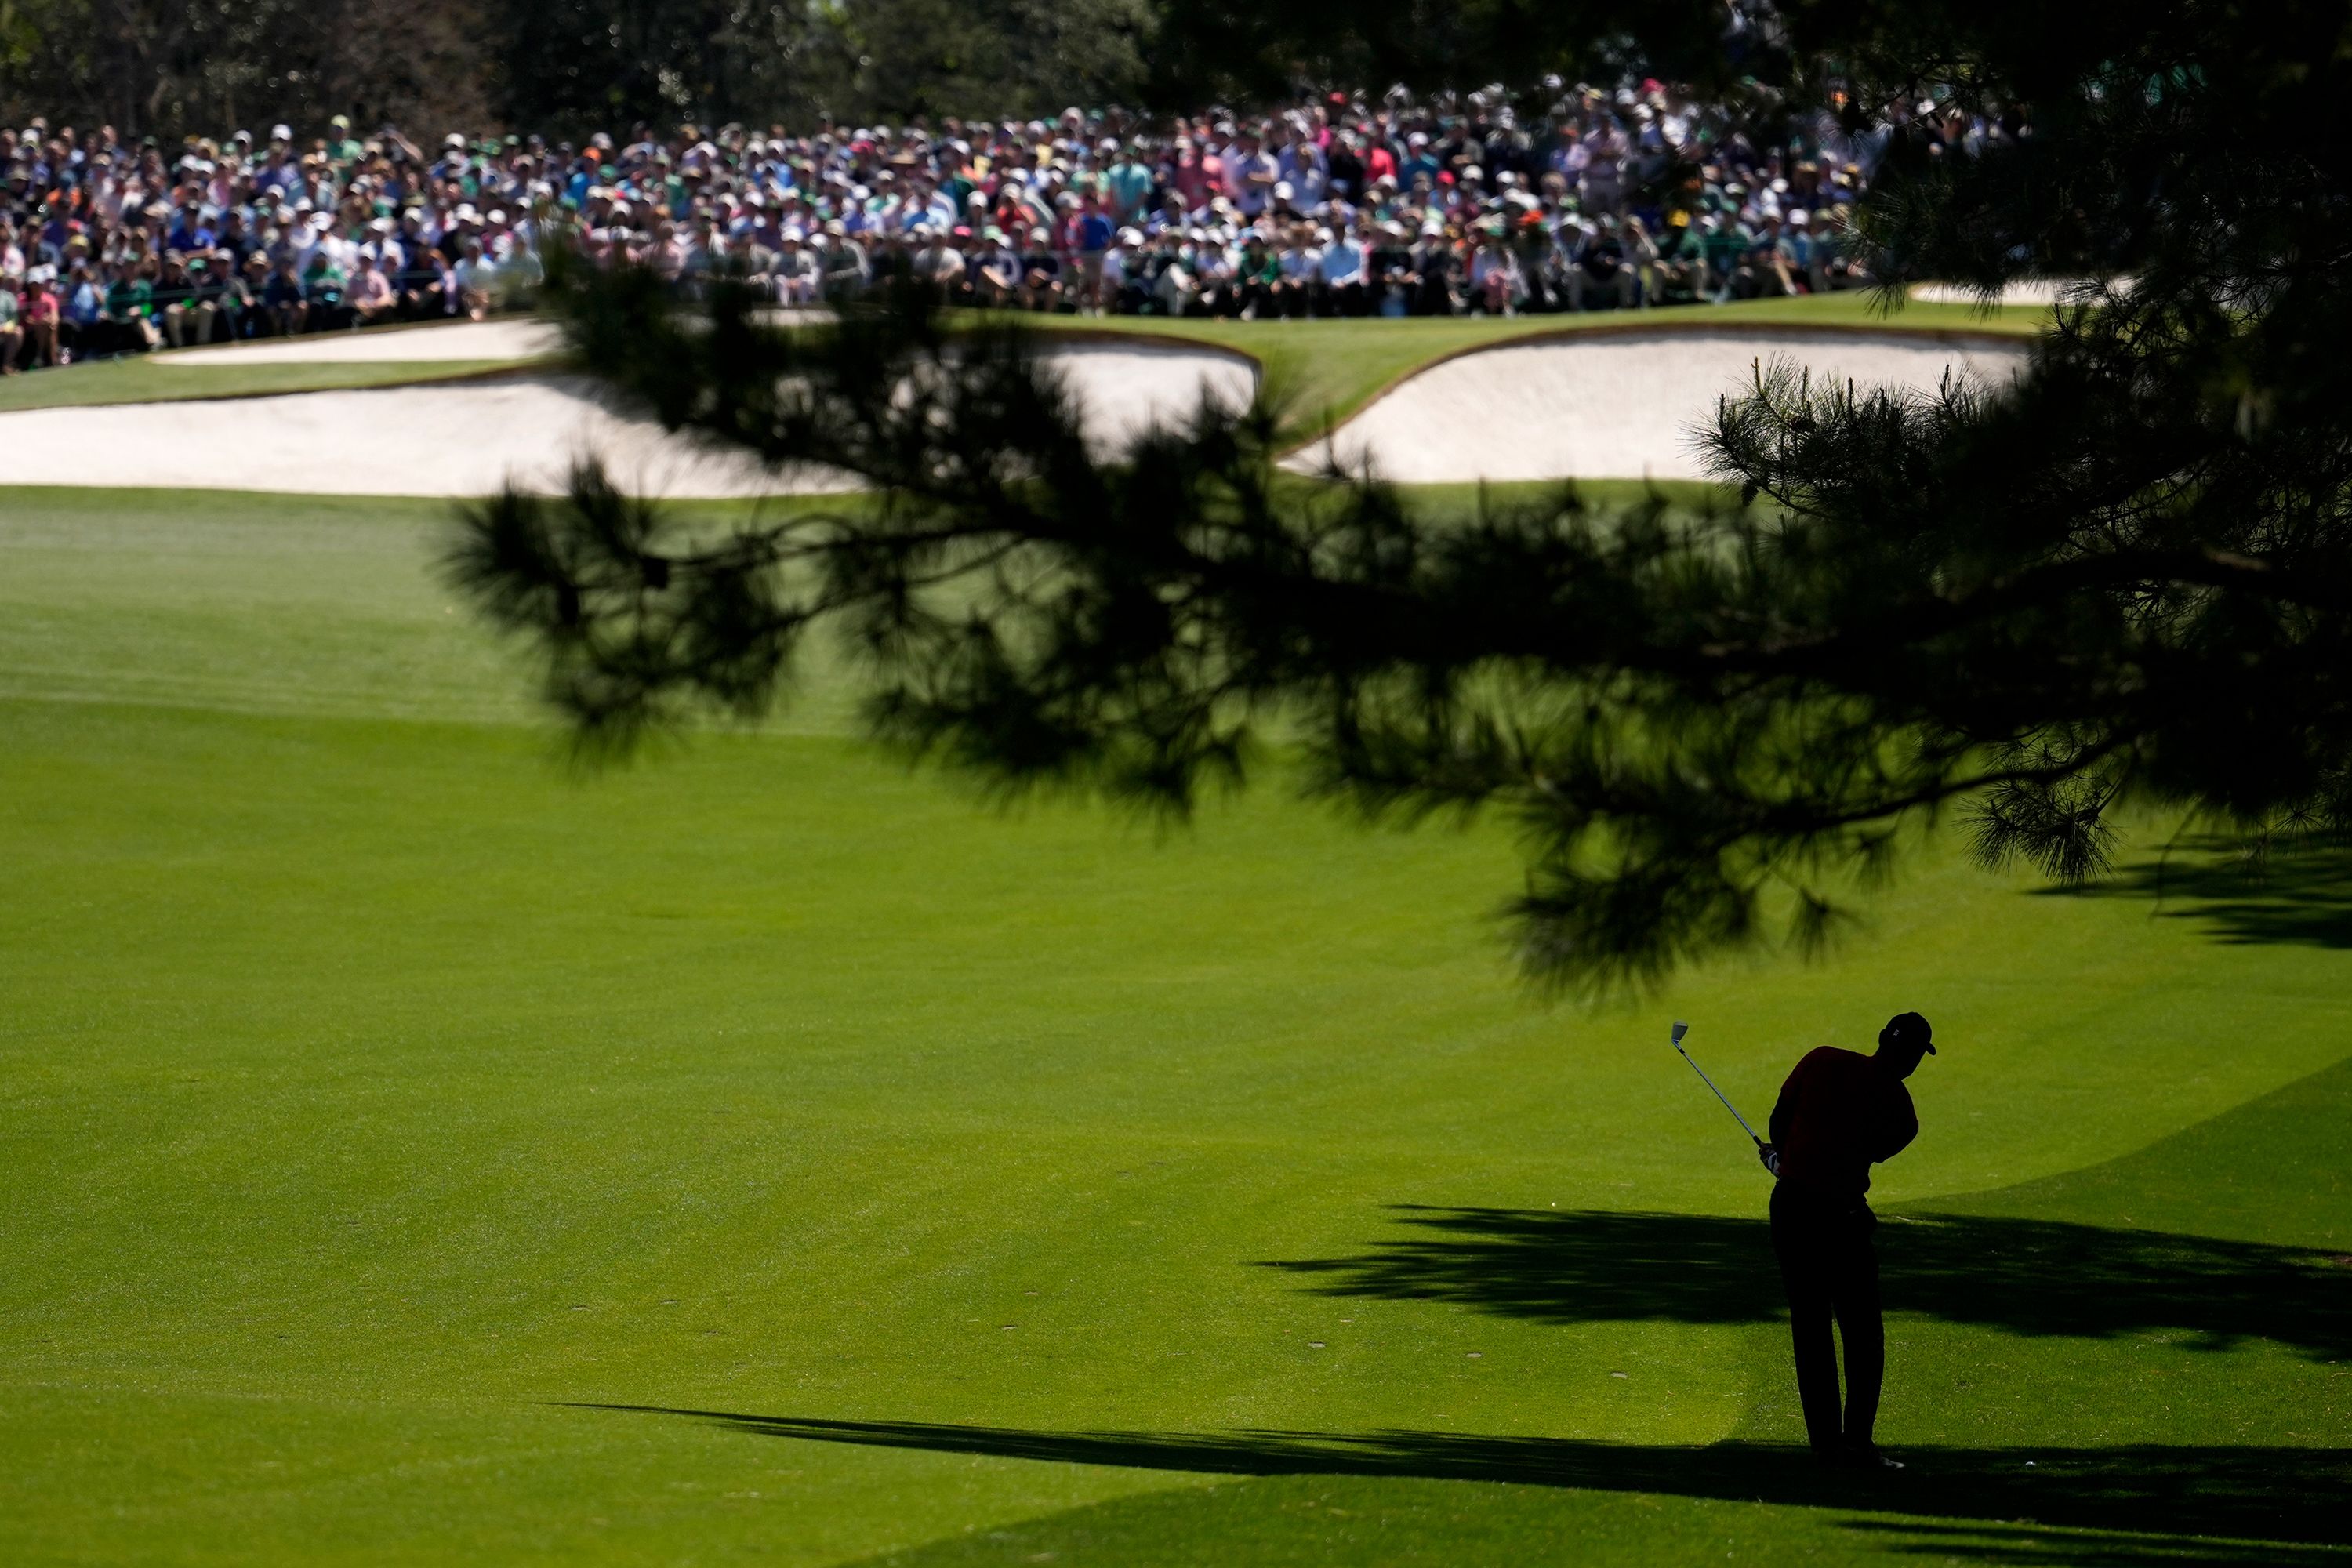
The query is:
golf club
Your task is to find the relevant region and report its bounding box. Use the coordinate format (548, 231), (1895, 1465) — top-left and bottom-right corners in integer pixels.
(1670, 1019), (1766, 1148)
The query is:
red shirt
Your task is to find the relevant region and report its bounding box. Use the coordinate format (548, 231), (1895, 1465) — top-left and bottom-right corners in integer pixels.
(1769, 1047), (1918, 1200)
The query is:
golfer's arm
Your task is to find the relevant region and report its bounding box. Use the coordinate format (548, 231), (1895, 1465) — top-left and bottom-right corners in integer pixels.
(1878, 1105), (1919, 1163)
(1887, 1120), (1918, 1160)
(1768, 1080), (1796, 1148)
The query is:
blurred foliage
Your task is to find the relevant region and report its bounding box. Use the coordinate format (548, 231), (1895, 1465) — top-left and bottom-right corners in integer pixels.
(0, 0), (1152, 141)
(0, 0), (495, 140)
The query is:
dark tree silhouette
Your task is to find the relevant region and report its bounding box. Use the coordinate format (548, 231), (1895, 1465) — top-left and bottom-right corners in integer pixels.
(451, 3), (2352, 992)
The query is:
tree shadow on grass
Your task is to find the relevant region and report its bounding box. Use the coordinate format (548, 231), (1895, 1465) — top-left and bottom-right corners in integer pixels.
(1835, 1519), (2347, 1566)
(2036, 836), (2352, 948)
(567, 1404), (2351, 1555)
(1260, 1207), (2352, 1359)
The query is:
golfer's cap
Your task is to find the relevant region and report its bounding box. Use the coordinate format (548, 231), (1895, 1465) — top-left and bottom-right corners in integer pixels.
(1882, 1011), (1936, 1054)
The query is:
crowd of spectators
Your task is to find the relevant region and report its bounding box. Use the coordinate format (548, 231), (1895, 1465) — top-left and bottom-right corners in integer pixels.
(1, 85), (1900, 374)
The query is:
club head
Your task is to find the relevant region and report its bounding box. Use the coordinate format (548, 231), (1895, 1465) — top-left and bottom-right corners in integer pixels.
(1671, 1019), (1689, 1047)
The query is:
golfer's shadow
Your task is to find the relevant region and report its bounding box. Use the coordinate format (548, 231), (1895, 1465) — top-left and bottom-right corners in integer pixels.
(1258, 1206), (2351, 1359)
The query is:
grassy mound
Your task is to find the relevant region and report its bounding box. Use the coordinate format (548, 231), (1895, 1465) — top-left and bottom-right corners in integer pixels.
(0, 357), (529, 414)
(0, 485), (2342, 1565)
(1048, 292), (2044, 444)
(0, 293), (2038, 422)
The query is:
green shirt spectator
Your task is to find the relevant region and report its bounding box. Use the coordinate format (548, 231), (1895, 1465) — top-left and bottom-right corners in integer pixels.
(327, 116), (365, 170)
(104, 274), (154, 321)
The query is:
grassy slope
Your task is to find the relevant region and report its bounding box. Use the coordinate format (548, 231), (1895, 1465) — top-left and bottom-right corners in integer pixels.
(0, 357), (532, 412)
(0, 481), (2343, 1568)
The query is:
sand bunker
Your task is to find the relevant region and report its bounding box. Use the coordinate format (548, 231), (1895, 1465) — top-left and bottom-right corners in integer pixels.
(158, 318), (565, 365)
(0, 375), (791, 498)
(1293, 327), (2029, 485)
(0, 341), (1256, 499)
(1044, 338), (1255, 452)
(154, 307), (838, 366)
(1911, 279), (2100, 307)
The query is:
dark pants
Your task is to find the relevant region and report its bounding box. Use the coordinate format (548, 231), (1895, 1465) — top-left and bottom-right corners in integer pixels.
(1769, 1181), (1883, 1455)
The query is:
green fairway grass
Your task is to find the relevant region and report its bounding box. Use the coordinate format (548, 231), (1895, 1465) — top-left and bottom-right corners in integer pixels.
(1, 477), (2344, 1566)
(0, 357), (534, 413)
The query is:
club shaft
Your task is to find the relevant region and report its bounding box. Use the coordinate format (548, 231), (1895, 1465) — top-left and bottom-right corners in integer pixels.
(1675, 1044), (1763, 1145)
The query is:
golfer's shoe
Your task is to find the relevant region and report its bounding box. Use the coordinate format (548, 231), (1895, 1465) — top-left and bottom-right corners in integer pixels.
(1842, 1444), (1904, 1471)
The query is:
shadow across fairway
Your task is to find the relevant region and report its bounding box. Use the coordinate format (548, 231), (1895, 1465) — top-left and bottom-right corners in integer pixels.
(1261, 1207), (2352, 1359)
(567, 1405), (2351, 1552)
(2037, 837), (2352, 949)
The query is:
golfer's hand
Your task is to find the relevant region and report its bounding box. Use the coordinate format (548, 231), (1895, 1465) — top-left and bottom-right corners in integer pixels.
(1758, 1143), (1782, 1177)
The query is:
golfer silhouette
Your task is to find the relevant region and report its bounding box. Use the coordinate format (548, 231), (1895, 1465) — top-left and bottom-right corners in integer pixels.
(1754, 1011), (1935, 1470)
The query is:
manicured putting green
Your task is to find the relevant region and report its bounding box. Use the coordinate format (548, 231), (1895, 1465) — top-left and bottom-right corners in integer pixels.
(0, 316), (561, 412)
(0, 485), (2343, 1566)
(0, 355), (530, 413)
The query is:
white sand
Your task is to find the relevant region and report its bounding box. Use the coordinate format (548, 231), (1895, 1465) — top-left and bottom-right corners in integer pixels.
(157, 318), (565, 365)
(1291, 328), (2029, 485)
(0, 343), (1258, 498)
(1044, 338), (1256, 452)
(1911, 279), (2102, 307)
(9, 328), (2022, 495)
(0, 376), (797, 498)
